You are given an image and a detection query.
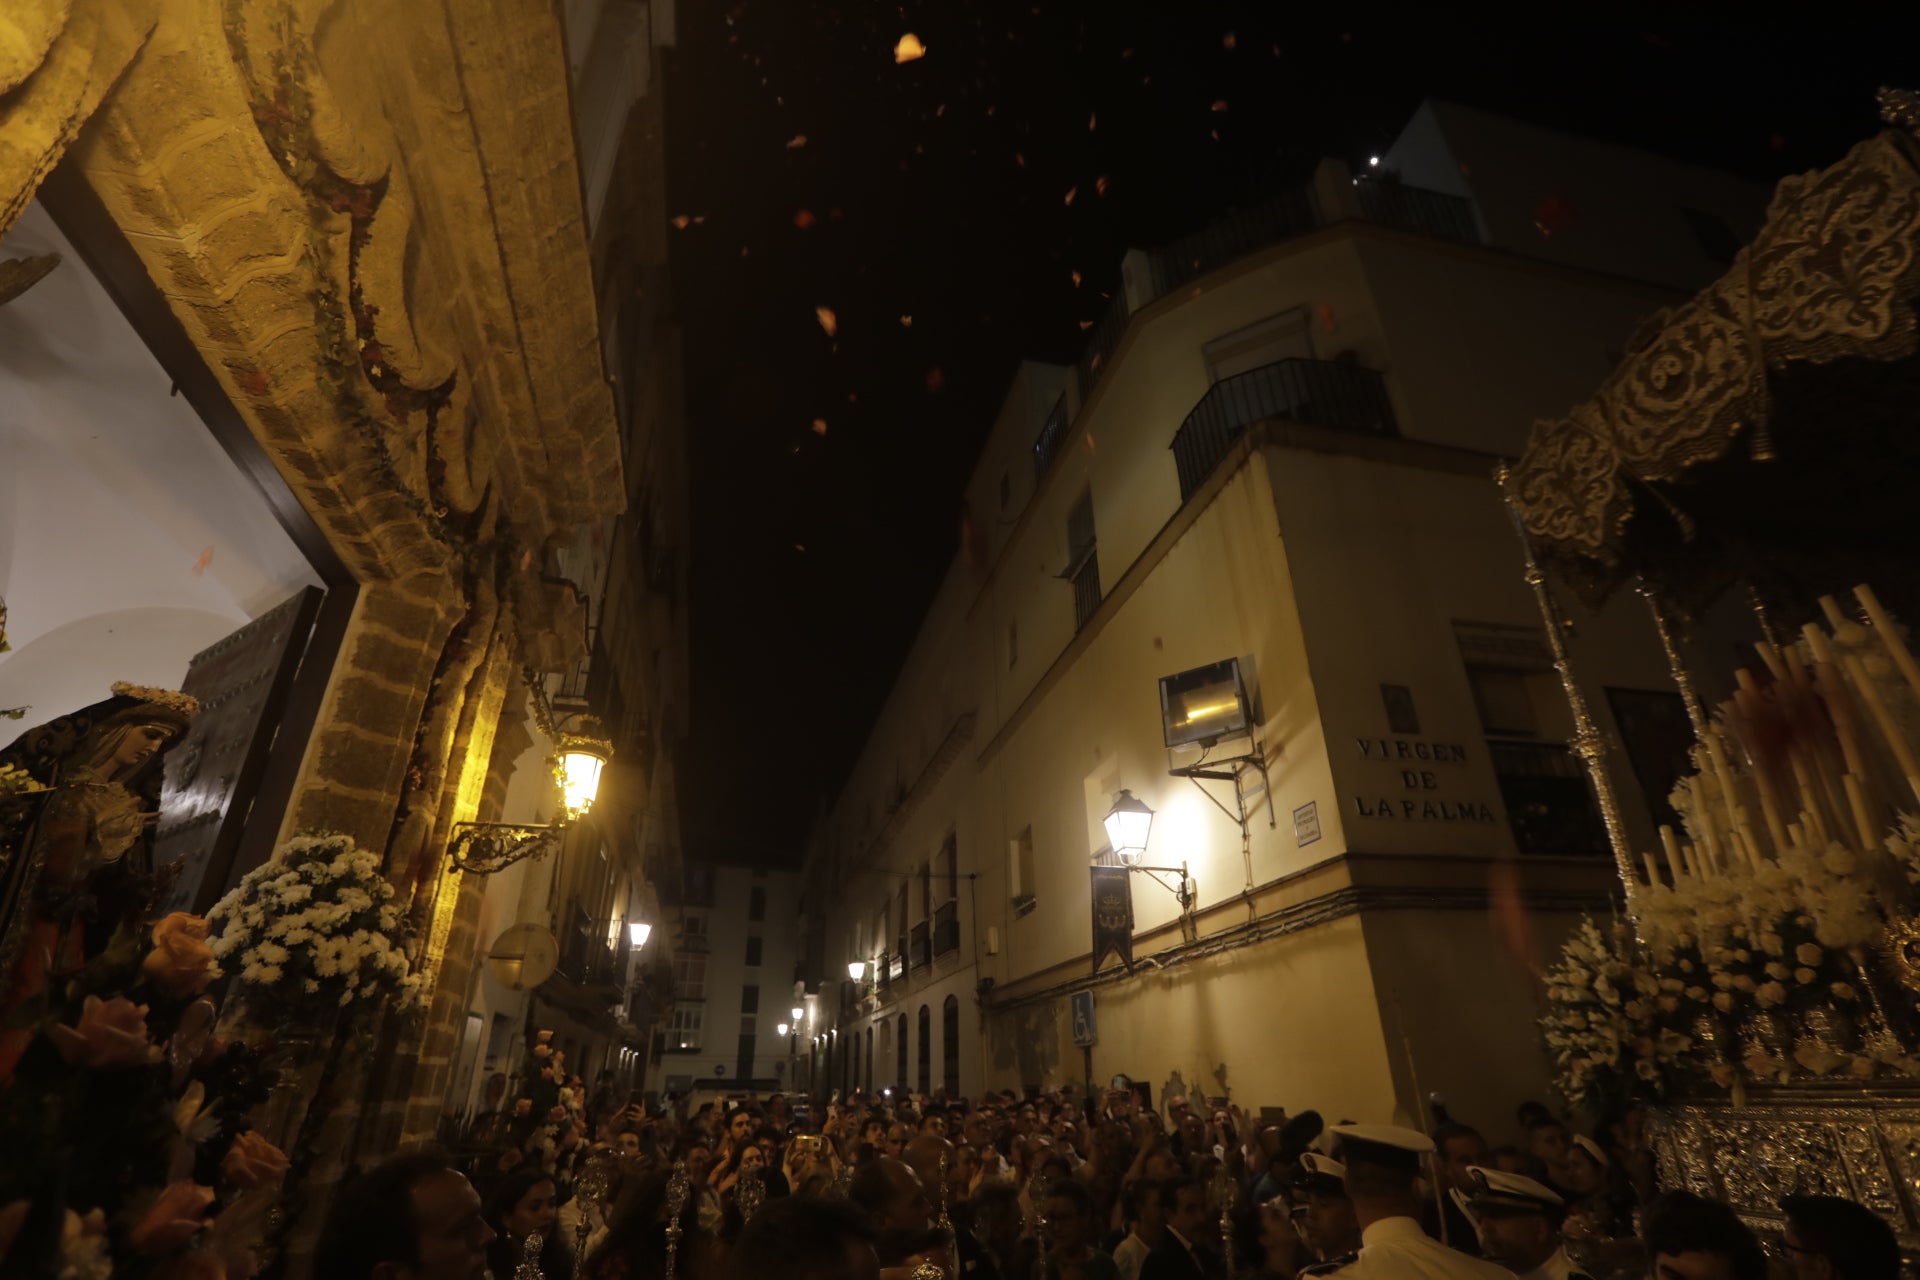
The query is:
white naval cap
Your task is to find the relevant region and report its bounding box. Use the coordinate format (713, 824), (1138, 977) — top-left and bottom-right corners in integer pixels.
(1462, 1166), (1564, 1214)
(1570, 1134), (1611, 1168)
(1328, 1123), (1434, 1176)
(1292, 1152), (1347, 1194)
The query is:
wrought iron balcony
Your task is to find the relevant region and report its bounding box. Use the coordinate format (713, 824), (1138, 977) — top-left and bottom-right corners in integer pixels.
(910, 920), (931, 970)
(933, 900), (960, 957)
(1170, 358), (1398, 500)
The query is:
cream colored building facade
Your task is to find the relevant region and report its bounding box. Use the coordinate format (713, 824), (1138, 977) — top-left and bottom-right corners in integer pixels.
(802, 103), (1767, 1129)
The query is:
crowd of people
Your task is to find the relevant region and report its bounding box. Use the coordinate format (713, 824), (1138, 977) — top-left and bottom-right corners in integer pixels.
(314, 1080), (1908, 1280)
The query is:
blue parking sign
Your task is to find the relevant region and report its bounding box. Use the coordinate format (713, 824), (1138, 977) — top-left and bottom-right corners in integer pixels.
(1071, 990), (1097, 1047)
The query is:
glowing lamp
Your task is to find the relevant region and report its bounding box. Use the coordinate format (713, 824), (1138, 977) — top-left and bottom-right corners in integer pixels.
(847, 960), (866, 981)
(555, 726), (613, 819)
(628, 921), (652, 948)
(792, 1006), (805, 1022)
(1159, 658), (1252, 748)
(777, 1023), (790, 1036)
(1102, 790), (1156, 866)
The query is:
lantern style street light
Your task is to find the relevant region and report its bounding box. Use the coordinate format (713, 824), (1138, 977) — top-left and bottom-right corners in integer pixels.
(1100, 789), (1193, 912)
(847, 960), (867, 981)
(628, 921), (652, 948)
(1102, 790), (1155, 866)
(450, 715), (614, 874)
(776, 1023), (790, 1036)
(791, 1006), (805, 1022)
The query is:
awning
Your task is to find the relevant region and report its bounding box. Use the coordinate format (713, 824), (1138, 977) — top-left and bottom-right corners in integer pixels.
(1503, 98), (1920, 614)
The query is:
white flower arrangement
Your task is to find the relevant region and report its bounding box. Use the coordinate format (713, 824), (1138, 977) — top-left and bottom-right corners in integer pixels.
(208, 832), (427, 1026)
(1540, 919), (1690, 1108)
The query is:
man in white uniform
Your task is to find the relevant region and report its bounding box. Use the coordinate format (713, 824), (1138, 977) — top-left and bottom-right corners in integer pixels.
(1317, 1124), (1515, 1280)
(1455, 1167), (1593, 1280)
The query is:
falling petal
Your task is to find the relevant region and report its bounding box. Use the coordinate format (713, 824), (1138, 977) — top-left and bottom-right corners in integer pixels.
(812, 418), (829, 436)
(192, 546), (215, 577)
(672, 213), (693, 228)
(1222, 31), (1237, 49)
(1211, 99), (1229, 112)
(815, 305), (838, 337)
(893, 32), (926, 63)
(926, 367), (945, 392)
(787, 134), (809, 148)
(1015, 152), (1026, 167)
(1095, 175), (1111, 196)
(1088, 111), (1097, 131)
(899, 315), (913, 327)
(1071, 270), (1082, 287)
(794, 208), (817, 228)
(1064, 186), (1077, 205)
(1078, 320), (1093, 330)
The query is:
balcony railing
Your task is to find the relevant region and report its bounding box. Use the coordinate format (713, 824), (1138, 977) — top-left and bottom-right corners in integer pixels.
(875, 951), (891, 998)
(910, 921), (931, 970)
(1071, 552), (1101, 631)
(1147, 186), (1318, 298)
(888, 945), (906, 983)
(1033, 394), (1069, 479)
(1488, 739), (1610, 858)
(1170, 358), (1398, 500)
(933, 900), (959, 957)
(1354, 179), (1480, 243)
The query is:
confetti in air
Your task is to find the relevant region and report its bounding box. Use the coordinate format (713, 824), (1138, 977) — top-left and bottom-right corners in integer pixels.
(812, 418), (829, 436)
(1095, 175), (1111, 196)
(1211, 99), (1230, 112)
(899, 315), (913, 327)
(787, 135), (809, 149)
(893, 32), (926, 63)
(794, 209), (817, 228)
(1064, 186), (1077, 205)
(192, 546), (215, 577)
(671, 215), (692, 229)
(1223, 31), (1237, 49)
(1071, 270), (1082, 287)
(815, 305), (838, 337)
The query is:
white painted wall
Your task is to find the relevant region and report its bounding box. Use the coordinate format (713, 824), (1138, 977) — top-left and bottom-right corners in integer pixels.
(0, 203), (319, 721)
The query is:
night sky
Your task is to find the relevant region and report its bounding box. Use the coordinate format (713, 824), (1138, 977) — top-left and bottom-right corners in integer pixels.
(663, 5), (1916, 868)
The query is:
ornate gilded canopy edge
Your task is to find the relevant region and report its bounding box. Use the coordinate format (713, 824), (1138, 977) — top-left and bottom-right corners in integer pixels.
(1503, 114), (1920, 601)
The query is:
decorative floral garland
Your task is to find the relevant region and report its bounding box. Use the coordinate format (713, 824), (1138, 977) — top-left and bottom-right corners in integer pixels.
(207, 831), (427, 1028)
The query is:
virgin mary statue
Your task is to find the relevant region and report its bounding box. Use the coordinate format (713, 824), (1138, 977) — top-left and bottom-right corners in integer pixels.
(0, 681), (197, 1080)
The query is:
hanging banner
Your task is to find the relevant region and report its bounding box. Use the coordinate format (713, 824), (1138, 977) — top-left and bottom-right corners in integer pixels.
(1090, 865), (1134, 977)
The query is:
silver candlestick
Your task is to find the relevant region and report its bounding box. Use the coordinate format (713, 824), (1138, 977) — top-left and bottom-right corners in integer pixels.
(665, 1162), (691, 1280)
(515, 1231), (546, 1280)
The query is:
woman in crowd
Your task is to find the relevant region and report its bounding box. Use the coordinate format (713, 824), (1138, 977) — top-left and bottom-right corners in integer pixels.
(484, 1167), (576, 1280)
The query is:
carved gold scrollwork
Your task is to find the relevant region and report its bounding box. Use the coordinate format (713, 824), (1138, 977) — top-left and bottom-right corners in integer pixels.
(1504, 128), (1920, 595)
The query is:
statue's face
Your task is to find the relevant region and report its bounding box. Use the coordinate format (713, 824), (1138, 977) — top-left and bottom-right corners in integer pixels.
(113, 723), (175, 773)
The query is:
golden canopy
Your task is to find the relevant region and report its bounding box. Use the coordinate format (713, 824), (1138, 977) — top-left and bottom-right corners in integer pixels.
(1503, 95), (1920, 615)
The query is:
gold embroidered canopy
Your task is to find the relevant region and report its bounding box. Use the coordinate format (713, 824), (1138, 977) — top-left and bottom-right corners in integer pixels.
(1504, 99), (1920, 613)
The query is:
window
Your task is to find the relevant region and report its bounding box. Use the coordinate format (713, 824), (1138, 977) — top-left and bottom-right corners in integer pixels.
(1066, 490), (1100, 631)
(748, 886), (766, 922)
(1682, 207), (1741, 264)
(865, 1026), (875, 1092)
(1606, 687), (1696, 833)
(1462, 647), (1607, 857)
(736, 1034), (756, 1081)
(940, 832), (958, 903)
(673, 952), (707, 1000)
(896, 1012), (908, 1087)
(942, 996), (961, 1096)
(1010, 826), (1036, 909)
(917, 1004), (932, 1094)
(919, 862), (932, 919)
(744, 935), (763, 967)
(741, 985), (759, 1012)
(1203, 308), (1312, 382)
(668, 1006), (703, 1052)
(1469, 668), (1538, 737)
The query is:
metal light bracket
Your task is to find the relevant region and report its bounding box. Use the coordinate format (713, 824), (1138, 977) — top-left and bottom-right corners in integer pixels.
(449, 820), (568, 874)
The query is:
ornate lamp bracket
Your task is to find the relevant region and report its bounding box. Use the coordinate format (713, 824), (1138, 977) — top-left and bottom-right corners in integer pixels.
(448, 820), (568, 875)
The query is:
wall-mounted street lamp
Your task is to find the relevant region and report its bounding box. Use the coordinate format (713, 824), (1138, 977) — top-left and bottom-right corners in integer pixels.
(847, 960), (867, 981)
(776, 1022), (790, 1036)
(629, 921), (653, 948)
(450, 718), (614, 874)
(791, 1006), (805, 1022)
(1101, 790), (1194, 911)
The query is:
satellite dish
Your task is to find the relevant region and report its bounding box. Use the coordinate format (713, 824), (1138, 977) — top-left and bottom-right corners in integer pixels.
(487, 923), (559, 990)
